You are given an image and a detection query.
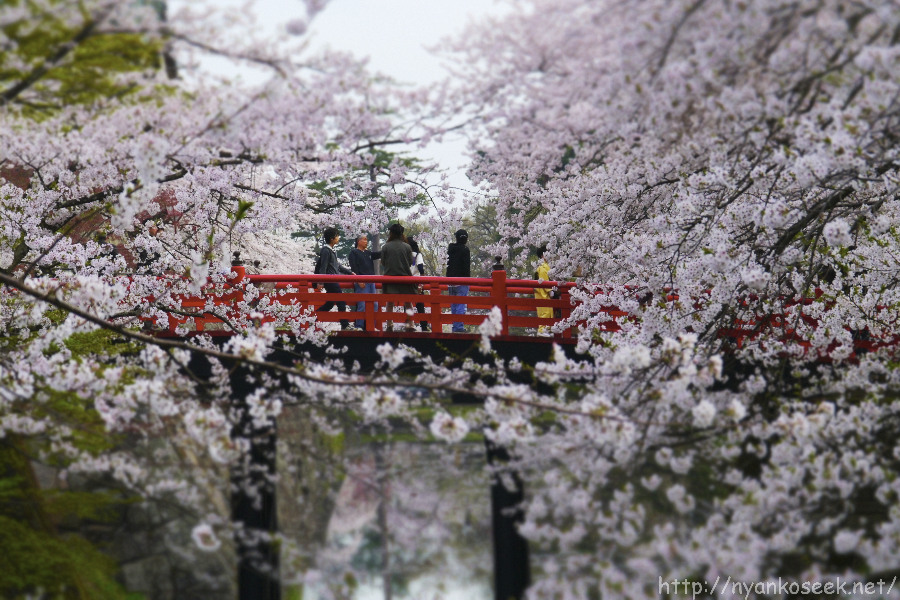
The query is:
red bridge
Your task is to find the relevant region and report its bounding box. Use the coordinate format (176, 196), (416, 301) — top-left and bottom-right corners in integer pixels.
(155, 265), (591, 340)
(139, 263), (896, 600)
(147, 264), (896, 358)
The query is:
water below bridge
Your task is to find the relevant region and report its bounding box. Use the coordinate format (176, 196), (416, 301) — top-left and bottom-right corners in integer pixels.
(279, 434), (494, 600)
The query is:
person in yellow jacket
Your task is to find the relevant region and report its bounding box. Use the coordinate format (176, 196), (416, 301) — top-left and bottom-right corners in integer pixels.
(534, 246), (553, 336)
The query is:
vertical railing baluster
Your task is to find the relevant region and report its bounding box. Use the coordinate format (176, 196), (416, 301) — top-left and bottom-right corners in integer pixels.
(491, 263), (509, 337)
(366, 288), (376, 332)
(429, 281), (441, 334)
(560, 284), (572, 338)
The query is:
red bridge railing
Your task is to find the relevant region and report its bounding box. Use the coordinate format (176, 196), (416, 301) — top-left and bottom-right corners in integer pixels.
(145, 265), (898, 358)
(155, 266), (588, 338)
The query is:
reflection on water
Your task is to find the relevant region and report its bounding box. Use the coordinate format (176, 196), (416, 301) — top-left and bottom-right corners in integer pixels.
(281, 438), (493, 600)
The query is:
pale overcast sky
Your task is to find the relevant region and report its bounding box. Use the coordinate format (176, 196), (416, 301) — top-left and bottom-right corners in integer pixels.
(309, 0), (509, 196)
(308, 0), (504, 85)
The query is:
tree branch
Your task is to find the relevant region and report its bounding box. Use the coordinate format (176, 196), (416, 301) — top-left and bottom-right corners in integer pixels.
(0, 271), (631, 423)
(0, 5), (114, 105)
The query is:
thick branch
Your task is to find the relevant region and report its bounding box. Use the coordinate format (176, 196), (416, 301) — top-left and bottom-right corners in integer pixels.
(54, 168), (187, 211)
(0, 271), (626, 423)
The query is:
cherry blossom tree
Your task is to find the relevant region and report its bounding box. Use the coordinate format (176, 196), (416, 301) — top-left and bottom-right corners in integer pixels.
(433, 0), (900, 597)
(5, 0), (900, 598)
(0, 0), (441, 596)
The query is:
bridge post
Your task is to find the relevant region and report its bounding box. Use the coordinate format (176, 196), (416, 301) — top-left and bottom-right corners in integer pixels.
(491, 262), (509, 337)
(229, 364), (281, 600)
(485, 437), (530, 600)
(487, 260), (530, 600)
(231, 251), (246, 285)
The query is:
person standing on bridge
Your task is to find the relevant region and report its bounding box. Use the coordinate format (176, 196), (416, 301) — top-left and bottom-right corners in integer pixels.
(348, 234), (381, 331)
(446, 229), (470, 333)
(315, 227), (356, 331)
(534, 246), (553, 336)
(381, 223), (417, 332)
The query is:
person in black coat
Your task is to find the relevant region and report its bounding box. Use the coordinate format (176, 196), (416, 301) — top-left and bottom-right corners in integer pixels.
(446, 229), (470, 333)
(315, 227), (355, 330)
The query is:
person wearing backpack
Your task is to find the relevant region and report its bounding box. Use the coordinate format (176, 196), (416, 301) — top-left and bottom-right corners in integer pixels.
(381, 223), (417, 331)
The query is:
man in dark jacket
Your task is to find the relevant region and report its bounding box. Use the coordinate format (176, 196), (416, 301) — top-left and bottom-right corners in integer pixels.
(446, 228), (470, 333)
(315, 227), (355, 330)
(381, 223), (417, 331)
(348, 234), (381, 330)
